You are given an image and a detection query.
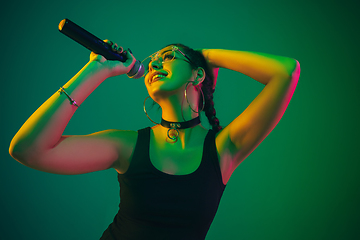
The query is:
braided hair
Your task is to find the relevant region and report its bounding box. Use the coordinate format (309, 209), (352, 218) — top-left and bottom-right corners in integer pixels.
(166, 43), (222, 133)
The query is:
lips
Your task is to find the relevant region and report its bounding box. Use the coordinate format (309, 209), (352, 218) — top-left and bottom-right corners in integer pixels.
(149, 71), (168, 84)
(152, 74), (167, 82)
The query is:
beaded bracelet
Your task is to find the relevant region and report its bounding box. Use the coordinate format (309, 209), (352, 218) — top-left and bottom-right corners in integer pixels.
(58, 87), (79, 107)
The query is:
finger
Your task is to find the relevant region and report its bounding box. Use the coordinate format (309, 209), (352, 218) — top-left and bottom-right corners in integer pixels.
(116, 46), (124, 54)
(125, 48), (136, 66)
(103, 39), (124, 53)
(104, 39), (113, 46)
(112, 43), (118, 52)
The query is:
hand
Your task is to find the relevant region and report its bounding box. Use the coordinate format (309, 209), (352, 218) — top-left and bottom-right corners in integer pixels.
(89, 40), (136, 77)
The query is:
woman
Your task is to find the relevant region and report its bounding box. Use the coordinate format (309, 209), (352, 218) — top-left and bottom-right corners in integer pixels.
(9, 41), (300, 239)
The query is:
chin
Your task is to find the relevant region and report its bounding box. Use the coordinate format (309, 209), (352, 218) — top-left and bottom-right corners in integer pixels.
(149, 85), (184, 101)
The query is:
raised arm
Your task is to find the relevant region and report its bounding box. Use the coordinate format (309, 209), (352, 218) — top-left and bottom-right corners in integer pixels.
(9, 46), (137, 175)
(203, 49), (300, 184)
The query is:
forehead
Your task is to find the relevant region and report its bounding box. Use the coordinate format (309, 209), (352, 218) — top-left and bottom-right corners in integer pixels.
(158, 46), (173, 54)
(151, 47), (172, 57)
(154, 45), (185, 56)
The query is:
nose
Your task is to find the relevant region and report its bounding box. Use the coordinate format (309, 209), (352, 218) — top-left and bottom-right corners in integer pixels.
(149, 58), (162, 71)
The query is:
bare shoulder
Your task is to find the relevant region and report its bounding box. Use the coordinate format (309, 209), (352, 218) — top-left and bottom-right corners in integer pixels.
(96, 129), (138, 142)
(99, 129), (138, 174)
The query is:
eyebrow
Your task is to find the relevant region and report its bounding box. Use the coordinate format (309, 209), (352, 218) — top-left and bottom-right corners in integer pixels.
(157, 49), (172, 56)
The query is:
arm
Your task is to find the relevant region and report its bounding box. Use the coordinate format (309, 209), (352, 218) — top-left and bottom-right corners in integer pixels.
(203, 49), (300, 183)
(9, 47), (137, 175)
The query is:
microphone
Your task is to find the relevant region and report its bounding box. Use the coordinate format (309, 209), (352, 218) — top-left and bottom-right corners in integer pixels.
(58, 19), (144, 79)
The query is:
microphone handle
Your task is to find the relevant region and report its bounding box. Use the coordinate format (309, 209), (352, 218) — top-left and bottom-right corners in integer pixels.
(58, 19), (143, 78)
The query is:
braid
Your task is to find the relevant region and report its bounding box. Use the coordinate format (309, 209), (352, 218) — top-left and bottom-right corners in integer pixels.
(202, 78), (222, 133)
(165, 43), (222, 132)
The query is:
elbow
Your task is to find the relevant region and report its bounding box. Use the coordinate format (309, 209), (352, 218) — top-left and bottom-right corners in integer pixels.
(274, 59), (299, 82)
(9, 139), (35, 165)
(9, 141), (26, 163)
(9, 138), (19, 159)
(281, 57), (300, 76)
(290, 60), (301, 82)
(10, 141), (50, 171)
(280, 59), (300, 82)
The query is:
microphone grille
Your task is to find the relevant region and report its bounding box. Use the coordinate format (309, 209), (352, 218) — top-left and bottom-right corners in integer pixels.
(127, 60), (145, 79)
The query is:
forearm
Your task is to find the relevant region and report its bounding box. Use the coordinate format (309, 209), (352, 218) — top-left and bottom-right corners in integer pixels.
(202, 49), (298, 85)
(9, 61), (111, 163)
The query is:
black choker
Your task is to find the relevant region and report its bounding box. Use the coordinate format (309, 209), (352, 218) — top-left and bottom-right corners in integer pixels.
(161, 116), (200, 141)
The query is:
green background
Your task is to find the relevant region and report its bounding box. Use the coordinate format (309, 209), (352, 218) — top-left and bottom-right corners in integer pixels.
(1, 0), (359, 239)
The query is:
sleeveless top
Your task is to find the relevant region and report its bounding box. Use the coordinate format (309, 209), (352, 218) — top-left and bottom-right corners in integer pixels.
(100, 127), (226, 240)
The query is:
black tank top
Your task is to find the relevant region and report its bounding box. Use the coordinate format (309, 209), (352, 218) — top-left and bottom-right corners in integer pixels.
(100, 127), (226, 240)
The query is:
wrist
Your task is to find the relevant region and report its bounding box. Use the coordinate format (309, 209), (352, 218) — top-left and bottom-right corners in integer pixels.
(85, 60), (113, 79)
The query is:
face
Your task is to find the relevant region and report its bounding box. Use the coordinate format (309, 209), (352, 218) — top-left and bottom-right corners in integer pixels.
(144, 46), (196, 99)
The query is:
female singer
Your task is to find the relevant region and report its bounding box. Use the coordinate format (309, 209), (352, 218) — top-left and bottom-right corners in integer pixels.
(9, 41), (300, 239)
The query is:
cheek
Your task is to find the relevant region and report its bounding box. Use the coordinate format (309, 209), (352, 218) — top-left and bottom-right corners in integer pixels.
(169, 64), (194, 82)
(144, 75), (153, 88)
(144, 64), (194, 96)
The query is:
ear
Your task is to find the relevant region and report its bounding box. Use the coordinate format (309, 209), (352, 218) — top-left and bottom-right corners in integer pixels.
(193, 67), (205, 85)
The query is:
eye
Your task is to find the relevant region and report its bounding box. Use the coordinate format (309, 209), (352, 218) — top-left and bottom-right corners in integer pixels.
(162, 52), (175, 62)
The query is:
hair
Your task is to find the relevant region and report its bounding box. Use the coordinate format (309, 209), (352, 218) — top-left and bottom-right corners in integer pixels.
(166, 43), (222, 133)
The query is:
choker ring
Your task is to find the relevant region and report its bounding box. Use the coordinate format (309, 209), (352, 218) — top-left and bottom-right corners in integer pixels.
(161, 116), (201, 141)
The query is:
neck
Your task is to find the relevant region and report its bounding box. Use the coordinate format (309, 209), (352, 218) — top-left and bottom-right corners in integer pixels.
(162, 109), (199, 122)
(160, 116), (201, 142)
(157, 94), (200, 122)
(161, 115), (200, 125)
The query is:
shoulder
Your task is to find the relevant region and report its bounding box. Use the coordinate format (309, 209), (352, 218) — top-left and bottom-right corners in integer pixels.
(100, 129), (138, 140)
(89, 129), (138, 146)
(99, 129), (139, 174)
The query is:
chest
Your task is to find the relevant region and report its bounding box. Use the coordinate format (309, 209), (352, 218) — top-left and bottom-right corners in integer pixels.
(116, 127), (226, 230)
(149, 127), (208, 175)
(150, 144), (203, 175)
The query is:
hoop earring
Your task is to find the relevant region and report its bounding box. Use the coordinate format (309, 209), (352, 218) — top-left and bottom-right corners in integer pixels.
(184, 81), (205, 113)
(143, 96), (160, 125)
